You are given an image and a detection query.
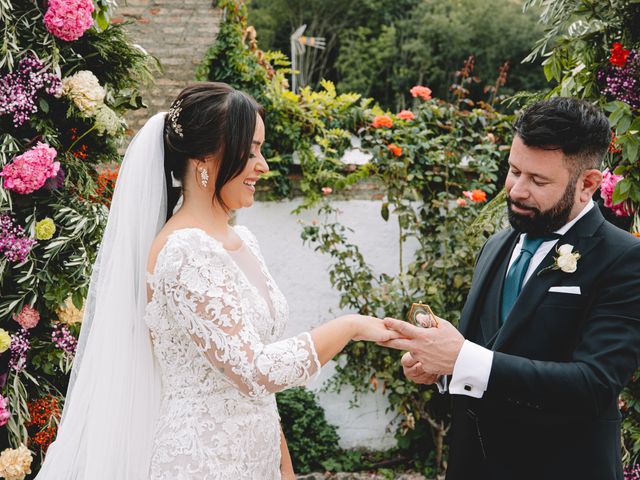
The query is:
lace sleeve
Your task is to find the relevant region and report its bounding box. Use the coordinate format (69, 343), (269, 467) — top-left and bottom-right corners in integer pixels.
(160, 237), (320, 398)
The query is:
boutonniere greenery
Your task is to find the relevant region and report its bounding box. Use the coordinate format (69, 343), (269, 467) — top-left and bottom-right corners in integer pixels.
(538, 244), (581, 276)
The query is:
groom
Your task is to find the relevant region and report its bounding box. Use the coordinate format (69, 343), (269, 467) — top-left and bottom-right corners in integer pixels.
(381, 97), (640, 480)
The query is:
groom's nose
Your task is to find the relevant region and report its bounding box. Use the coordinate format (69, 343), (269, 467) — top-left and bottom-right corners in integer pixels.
(508, 176), (531, 203)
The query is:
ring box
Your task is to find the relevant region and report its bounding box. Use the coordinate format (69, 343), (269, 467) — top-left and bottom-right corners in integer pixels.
(407, 303), (438, 328)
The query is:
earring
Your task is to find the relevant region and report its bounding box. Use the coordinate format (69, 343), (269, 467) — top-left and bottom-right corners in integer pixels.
(199, 168), (209, 188)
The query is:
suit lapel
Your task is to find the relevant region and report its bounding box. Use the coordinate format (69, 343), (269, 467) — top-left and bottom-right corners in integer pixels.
(492, 207), (605, 351)
(459, 229), (519, 338)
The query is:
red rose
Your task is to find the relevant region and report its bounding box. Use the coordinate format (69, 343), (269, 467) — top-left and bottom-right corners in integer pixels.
(609, 43), (630, 67)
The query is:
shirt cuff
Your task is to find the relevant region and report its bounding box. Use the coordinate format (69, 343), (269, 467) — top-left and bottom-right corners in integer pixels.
(449, 340), (494, 399)
(436, 375), (448, 393)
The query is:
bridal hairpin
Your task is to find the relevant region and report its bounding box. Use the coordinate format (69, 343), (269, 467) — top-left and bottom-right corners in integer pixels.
(168, 99), (184, 138)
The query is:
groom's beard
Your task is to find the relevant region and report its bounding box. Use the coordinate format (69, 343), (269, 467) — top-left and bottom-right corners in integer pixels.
(506, 179), (577, 236)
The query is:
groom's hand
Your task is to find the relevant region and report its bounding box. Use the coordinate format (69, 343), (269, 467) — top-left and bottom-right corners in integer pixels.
(378, 317), (465, 375)
(401, 352), (439, 384)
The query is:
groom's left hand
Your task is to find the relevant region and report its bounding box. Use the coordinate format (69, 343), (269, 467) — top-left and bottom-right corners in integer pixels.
(378, 317), (465, 375)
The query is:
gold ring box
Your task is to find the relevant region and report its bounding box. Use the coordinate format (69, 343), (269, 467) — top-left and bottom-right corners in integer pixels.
(407, 303), (439, 328)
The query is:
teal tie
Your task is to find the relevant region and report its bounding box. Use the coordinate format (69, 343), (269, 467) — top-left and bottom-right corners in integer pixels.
(500, 234), (556, 324)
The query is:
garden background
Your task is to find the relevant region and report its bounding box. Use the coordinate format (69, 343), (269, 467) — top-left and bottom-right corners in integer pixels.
(0, 0), (639, 478)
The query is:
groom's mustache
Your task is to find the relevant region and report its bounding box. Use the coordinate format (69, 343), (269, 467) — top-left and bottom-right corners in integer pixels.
(507, 196), (540, 214)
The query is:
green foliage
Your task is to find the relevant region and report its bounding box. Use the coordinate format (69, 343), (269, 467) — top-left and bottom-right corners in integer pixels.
(198, 1), (369, 198)
(276, 387), (340, 474)
(247, 0), (548, 110)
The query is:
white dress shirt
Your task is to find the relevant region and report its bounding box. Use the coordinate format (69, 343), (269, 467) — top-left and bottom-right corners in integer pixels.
(444, 200), (595, 398)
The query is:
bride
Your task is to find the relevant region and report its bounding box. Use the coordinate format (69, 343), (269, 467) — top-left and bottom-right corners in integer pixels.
(35, 82), (397, 480)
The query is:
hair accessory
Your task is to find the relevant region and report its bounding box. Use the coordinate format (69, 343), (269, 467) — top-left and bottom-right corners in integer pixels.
(168, 99), (184, 138)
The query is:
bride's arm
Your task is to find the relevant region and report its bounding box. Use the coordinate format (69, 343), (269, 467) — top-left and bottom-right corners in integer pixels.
(161, 241), (397, 399)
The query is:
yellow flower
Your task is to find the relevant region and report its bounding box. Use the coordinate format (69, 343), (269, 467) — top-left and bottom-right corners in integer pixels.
(35, 218), (56, 240)
(0, 329), (10, 353)
(0, 444), (32, 480)
(56, 296), (85, 325)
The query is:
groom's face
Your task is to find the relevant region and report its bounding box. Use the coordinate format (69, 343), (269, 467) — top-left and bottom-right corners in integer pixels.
(505, 135), (579, 236)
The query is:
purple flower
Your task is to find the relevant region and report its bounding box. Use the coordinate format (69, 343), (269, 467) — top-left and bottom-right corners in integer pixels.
(52, 323), (77, 357)
(9, 329), (30, 372)
(0, 54), (61, 127)
(624, 464), (640, 480)
(0, 215), (37, 263)
(598, 50), (640, 110)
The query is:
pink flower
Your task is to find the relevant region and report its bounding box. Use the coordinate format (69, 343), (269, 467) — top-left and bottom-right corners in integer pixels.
(600, 168), (631, 217)
(410, 85), (432, 101)
(396, 110), (415, 121)
(13, 305), (40, 330)
(321, 187), (333, 196)
(456, 198), (467, 207)
(1, 143), (60, 195)
(44, 0), (94, 42)
(0, 394), (10, 426)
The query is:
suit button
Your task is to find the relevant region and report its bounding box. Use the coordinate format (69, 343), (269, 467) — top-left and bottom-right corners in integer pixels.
(464, 384), (472, 392)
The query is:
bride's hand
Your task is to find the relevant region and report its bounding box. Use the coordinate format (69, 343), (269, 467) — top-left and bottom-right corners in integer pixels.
(349, 315), (402, 343)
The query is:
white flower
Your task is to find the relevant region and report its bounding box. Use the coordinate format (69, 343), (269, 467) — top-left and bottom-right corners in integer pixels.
(557, 244), (574, 256)
(94, 105), (122, 136)
(555, 244), (580, 273)
(0, 445), (32, 480)
(61, 70), (105, 115)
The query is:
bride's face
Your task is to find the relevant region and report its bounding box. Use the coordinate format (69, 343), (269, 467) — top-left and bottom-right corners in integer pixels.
(218, 113), (268, 210)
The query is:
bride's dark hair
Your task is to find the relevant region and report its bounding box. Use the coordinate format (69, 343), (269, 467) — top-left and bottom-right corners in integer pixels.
(163, 82), (264, 220)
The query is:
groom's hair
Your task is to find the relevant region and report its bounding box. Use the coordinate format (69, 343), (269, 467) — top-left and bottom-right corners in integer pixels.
(513, 97), (611, 173)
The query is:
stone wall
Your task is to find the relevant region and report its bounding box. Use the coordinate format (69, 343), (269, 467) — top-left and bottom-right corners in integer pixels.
(113, 0), (222, 133)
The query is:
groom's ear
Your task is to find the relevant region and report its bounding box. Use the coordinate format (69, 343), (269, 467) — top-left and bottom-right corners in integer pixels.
(578, 169), (603, 202)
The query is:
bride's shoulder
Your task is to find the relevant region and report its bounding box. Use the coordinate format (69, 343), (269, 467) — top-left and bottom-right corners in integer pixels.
(147, 227), (223, 275)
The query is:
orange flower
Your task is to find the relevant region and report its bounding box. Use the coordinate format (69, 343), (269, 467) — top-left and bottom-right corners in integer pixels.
(90, 167), (120, 208)
(396, 110), (415, 121)
(410, 85), (432, 101)
(27, 395), (61, 452)
(386, 144), (402, 157)
(609, 135), (622, 153)
(463, 189), (487, 203)
(371, 115), (393, 128)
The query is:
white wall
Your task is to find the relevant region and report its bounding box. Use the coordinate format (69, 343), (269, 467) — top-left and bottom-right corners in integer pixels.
(237, 199), (418, 449)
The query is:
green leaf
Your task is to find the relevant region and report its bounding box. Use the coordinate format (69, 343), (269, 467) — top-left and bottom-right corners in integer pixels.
(380, 202), (389, 221)
(39, 98), (49, 114)
(612, 180), (630, 205)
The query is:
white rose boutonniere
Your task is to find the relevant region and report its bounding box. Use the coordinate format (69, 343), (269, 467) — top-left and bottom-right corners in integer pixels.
(539, 244), (581, 276)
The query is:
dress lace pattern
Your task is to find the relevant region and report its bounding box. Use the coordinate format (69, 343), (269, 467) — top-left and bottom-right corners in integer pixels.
(145, 226), (320, 479)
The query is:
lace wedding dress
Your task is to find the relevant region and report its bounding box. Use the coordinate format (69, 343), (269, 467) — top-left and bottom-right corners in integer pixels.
(144, 226), (321, 479)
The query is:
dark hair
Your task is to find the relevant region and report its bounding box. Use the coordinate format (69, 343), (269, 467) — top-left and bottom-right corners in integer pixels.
(513, 97), (611, 173)
(163, 82), (264, 220)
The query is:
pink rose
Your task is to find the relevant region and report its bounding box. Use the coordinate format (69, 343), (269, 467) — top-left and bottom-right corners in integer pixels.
(396, 110), (415, 121)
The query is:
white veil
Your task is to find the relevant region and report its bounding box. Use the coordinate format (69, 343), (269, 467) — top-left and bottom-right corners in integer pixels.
(36, 112), (167, 479)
